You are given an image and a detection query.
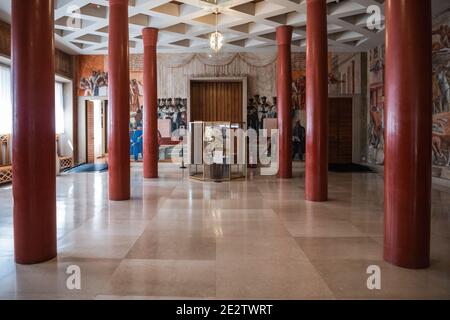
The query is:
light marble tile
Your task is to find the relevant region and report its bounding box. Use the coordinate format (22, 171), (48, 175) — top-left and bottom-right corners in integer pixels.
(0, 162), (448, 300)
(103, 259), (216, 298)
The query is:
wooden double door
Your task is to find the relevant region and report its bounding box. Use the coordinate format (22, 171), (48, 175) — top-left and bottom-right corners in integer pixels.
(190, 81), (243, 123)
(328, 97), (353, 164)
(86, 100), (108, 164)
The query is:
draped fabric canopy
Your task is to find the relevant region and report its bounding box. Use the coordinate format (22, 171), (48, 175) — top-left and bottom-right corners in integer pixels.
(154, 52), (278, 98)
(156, 52), (277, 68)
(0, 65), (12, 134)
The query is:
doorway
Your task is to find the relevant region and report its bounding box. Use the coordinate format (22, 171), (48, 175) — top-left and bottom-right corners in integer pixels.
(328, 97), (353, 164)
(190, 81), (244, 123)
(86, 100), (108, 164)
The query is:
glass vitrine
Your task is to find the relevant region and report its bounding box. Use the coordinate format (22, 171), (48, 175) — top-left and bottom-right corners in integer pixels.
(188, 121), (247, 181)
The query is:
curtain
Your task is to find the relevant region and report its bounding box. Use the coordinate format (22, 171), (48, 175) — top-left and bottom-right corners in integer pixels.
(0, 65), (12, 134)
(55, 82), (65, 134)
(156, 53), (278, 98)
(93, 100), (102, 157)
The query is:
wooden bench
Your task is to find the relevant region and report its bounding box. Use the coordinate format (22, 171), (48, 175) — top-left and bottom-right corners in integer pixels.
(0, 165), (12, 185)
(56, 134), (74, 170)
(0, 134), (75, 185)
(0, 134), (12, 184)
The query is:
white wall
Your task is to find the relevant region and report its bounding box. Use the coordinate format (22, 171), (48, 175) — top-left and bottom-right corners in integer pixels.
(61, 80), (74, 157)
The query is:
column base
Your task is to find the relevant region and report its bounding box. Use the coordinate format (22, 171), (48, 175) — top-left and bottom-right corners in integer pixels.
(15, 251), (57, 265)
(384, 245), (430, 269)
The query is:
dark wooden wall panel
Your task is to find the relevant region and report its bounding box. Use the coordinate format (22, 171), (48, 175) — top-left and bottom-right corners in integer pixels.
(86, 101), (95, 164)
(190, 81), (243, 123)
(0, 21), (74, 79)
(0, 21), (11, 58)
(329, 97), (353, 164)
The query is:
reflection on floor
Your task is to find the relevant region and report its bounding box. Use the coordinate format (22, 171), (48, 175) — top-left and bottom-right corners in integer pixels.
(0, 163), (449, 299)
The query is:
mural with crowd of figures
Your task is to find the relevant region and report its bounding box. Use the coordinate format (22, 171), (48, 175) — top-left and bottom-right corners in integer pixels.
(78, 51), (362, 166)
(364, 10), (450, 179)
(367, 44), (385, 165)
(432, 10), (450, 179)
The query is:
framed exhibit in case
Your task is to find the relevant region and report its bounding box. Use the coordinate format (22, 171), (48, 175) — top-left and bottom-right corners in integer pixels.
(188, 121), (247, 182)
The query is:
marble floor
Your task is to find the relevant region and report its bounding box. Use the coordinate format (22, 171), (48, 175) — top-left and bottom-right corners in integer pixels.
(0, 163), (449, 300)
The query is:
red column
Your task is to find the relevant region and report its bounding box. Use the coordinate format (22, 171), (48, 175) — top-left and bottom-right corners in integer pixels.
(12, 0), (56, 264)
(143, 28), (159, 179)
(108, 0), (130, 200)
(384, 0), (432, 269)
(276, 26), (293, 179)
(305, 0), (328, 202)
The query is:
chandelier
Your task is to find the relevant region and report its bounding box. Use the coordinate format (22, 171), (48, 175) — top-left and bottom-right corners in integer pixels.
(209, 8), (223, 52)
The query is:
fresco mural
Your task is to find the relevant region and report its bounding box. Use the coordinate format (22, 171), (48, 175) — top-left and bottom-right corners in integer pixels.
(329, 53), (361, 96)
(78, 55), (108, 97)
(157, 97), (188, 131)
(432, 10), (450, 178)
(247, 94), (305, 161)
(364, 10), (450, 179)
(367, 45), (385, 165)
(291, 53), (307, 111)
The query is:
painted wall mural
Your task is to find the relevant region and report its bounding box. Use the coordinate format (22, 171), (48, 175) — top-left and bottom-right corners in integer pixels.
(367, 45), (385, 165)
(432, 10), (450, 178)
(157, 97), (188, 131)
(77, 51), (364, 166)
(364, 9), (450, 179)
(329, 53), (362, 96)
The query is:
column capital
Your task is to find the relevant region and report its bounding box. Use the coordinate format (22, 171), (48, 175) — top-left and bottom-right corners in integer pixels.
(109, 0), (128, 6)
(143, 28), (159, 47)
(276, 25), (293, 46)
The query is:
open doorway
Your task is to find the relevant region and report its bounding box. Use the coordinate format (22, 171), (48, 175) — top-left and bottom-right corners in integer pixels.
(86, 99), (108, 164)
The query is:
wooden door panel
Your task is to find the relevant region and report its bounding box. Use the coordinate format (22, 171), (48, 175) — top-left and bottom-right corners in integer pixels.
(328, 97), (353, 164)
(190, 81), (243, 123)
(86, 101), (95, 164)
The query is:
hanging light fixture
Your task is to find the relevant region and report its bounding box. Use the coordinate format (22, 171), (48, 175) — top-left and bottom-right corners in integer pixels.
(209, 7), (223, 53)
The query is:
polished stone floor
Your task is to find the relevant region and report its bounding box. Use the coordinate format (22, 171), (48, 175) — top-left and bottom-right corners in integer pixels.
(0, 163), (449, 299)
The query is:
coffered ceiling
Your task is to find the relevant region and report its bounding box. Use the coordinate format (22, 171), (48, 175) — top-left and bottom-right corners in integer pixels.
(0, 0), (443, 55)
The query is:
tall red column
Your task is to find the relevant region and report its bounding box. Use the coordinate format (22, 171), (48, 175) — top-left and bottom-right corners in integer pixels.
(276, 26), (293, 179)
(12, 0), (56, 264)
(305, 0), (328, 202)
(108, 0), (130, 200)
(384, 0), (432, 269)
(143, 28), (159, 179)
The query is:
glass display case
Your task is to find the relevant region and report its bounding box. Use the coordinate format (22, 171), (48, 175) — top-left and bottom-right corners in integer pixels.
(188, 121), (247, 181)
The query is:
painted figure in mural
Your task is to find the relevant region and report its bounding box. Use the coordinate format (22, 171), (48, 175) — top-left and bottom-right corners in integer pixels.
(437, 65), (450, 113)
(432, 116), (450, 166)
(433, 71), (443, 114)
(81, 70), (108, 97)
(160, 99), (169, 119)
(292, 121), (306, 161)
(157, 99), (164, 119)
(134, 106), (143, 128)
(268, 97), (277, 118)
(328, 73), (343, 85)
(79, 77), (93, 96)
(181, 99), (188, 127)
(432, 24), (450, 51)
(292, 76), (306, 110)
(258, 96), (270, 129)
(369, 103), (383, 149)
(96, 72), (108, 96)
(432, 134), (448, 166)
(247, 98), (259, 131)
(175, 97), (187, 130)
(90, 70), (104, 96)
(166, 98), (176, 131)
(254, 94), (261, 108)
(130, 124), (143, 162)
(130, 79), (141, 113)
(171, 98), (180, 132)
